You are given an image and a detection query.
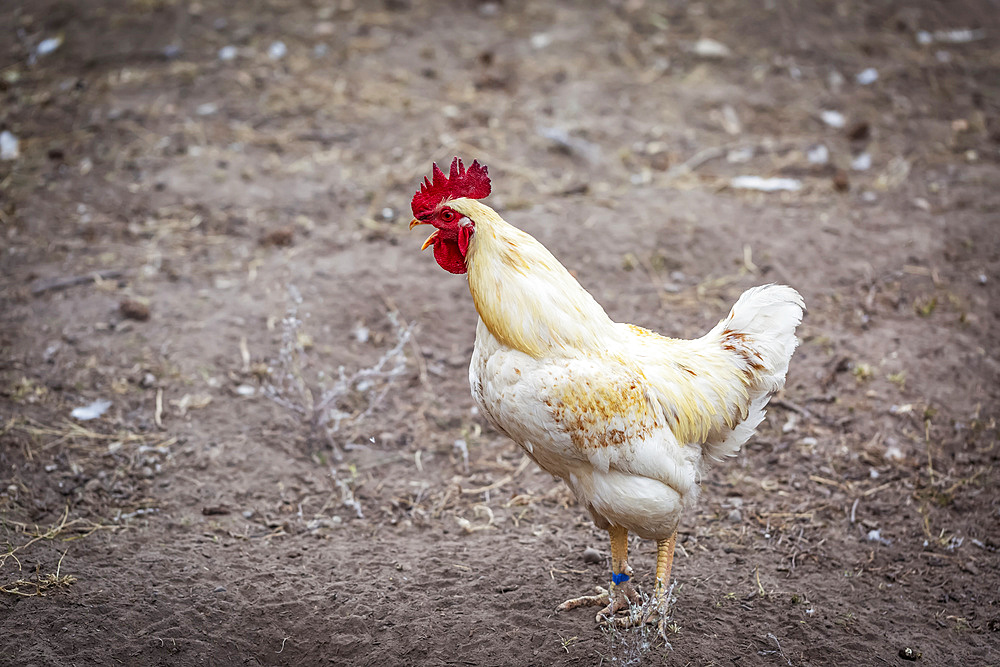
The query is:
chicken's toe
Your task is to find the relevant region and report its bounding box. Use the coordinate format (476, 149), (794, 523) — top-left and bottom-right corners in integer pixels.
(556, 586), (609, 612)
(595, 580), (642, 623)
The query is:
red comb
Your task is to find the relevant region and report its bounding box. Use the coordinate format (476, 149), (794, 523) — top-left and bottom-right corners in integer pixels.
(411, 158), (491, 219)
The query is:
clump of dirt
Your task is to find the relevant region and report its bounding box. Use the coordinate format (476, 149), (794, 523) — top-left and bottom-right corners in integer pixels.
(1, 1), (998, 665)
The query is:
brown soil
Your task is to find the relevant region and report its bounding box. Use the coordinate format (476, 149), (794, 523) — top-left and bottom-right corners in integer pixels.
(2, 1), (999, 665)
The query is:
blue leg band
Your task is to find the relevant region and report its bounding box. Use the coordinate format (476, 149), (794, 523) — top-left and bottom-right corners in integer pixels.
(611, 573), (630, 585)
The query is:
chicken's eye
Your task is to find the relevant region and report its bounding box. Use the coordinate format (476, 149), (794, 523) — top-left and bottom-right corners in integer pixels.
(440, 208), (456, 223)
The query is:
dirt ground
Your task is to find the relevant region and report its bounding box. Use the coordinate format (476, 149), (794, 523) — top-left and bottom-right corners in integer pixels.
(2, 1), (999, 665)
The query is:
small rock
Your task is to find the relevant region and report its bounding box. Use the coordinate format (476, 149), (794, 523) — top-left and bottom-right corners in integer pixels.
(0, 131), (19, 160)
(582, 547), (603, 564)
(213, 586), (227, 593)
(268, 41), (287, 60)
(833, 169), (850, 192)
(260, 226), (294, 247)
(218, 45), (237, 61)
(196, 102), (218, 116)
(806, 144), (829, 165)
(530, 33), (552, 49)
(692, 38), (732, 59)
(727, 509), (743, 523)
(36, 36), (63, 57)
(856, 68), (879, 85)
(235, 384), (256, 397)
(851, 152), (872, 171)
(120, 299), (151, 321)
(820, 110), (846, 129)
(847, 121), (871, 141)
(898, 647), (920, 661)
(140, 372), (157, 388)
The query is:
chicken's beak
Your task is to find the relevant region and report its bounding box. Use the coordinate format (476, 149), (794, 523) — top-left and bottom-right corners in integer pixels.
(410, 218), (438, 251)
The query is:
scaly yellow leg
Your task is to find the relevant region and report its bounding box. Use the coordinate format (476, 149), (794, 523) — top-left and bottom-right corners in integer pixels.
(655, 531), (677, 594)
(636, 530), (678, 642)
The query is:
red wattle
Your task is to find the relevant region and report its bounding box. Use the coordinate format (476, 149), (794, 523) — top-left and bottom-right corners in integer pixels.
(433, 238), (467, 274)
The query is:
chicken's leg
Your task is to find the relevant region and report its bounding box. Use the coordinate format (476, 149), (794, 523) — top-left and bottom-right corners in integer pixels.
(556, 525), (640, 621)
(655, 531), (676, 594)
(642, 531), (677, 639)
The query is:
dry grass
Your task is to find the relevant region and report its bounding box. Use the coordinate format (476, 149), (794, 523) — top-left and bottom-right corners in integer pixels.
(0, 505), (122, 598)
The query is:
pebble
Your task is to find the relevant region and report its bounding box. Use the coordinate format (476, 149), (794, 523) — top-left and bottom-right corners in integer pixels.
(260, 226), (294, 247)
(727, 509), (743, 523)
(530, 33), (552, 49)
(582, 547), (603, 564)
(833, 169), (850, 192)
(851, 152), (872, 171)
(0, 131), (19, 160)
(36, 36), (63, 57)
(268, 41), (287, 60)
(806, 144), (829, 165)
(820, 110), (846, 129)
(120, 299), (151, 321)
(847, 121), (871, 141)
(692, 38), (732, 59)
(856, 68), (879, 85)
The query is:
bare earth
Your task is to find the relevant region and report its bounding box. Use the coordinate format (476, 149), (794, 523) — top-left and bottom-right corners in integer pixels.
(2, 1), (999, 665)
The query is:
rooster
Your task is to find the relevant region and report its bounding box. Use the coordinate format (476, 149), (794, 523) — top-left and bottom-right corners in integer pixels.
(409, 158), (804, 632)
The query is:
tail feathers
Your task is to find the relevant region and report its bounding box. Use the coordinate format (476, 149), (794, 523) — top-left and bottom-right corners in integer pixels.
(712, 284), (805, 385)
(701, 284), (805, 461)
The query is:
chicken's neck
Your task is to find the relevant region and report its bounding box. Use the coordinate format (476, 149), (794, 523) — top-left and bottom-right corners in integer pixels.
(457, 201), (617, 359)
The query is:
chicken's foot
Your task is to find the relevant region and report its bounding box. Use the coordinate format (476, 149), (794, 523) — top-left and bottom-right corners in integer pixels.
(556, 525), (641, 620)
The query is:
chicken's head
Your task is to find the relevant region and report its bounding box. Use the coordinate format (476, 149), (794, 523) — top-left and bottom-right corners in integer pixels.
(409, 157), (491, 274)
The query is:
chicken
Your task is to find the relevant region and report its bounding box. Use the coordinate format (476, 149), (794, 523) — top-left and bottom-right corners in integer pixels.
(409, 158), (804, 632)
